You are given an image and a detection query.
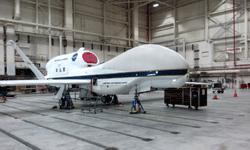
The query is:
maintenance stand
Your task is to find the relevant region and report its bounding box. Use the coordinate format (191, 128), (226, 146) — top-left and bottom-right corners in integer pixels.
(130, 86), (146, 114)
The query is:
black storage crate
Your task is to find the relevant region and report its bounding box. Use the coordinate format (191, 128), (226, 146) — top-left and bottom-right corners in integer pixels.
(164, 87), (207, 110)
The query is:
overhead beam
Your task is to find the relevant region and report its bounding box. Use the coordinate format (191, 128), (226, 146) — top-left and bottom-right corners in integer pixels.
(208, 0), (227, 15)
(154, 0), (174, 8)
(129, 1), (152, 11)
(107, 0), (147, 4)
(0, 18), (149, 44)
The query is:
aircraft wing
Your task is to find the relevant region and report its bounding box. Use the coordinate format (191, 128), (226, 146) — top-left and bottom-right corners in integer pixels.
(185, 82), (211, 85)
(0, 79), (90, 86)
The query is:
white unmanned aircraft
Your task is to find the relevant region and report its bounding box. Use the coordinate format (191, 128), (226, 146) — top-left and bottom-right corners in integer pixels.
(0, 40), (200, 110)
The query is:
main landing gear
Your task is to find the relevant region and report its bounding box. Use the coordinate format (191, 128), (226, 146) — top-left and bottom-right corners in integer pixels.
(130, 85), (146, 114)
(59, 88), (74, 109)
(101, 95), (120, 105)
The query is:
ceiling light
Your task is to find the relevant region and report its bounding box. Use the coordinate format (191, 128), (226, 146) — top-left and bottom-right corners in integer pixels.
(153, 3), (159, 7)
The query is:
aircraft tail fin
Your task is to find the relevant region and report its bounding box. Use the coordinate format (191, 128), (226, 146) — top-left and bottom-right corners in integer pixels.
(9, 40), (46, 80)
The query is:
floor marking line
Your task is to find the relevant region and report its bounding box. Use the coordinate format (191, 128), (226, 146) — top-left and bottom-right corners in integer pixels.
(0, 112), (110, 149)
(0, 127), (42, 150)
(23, 120), (110, 149)
(2, 104), (47, 116)
(115, 108), (219, 124)
(102, 111), (201, 128)
(6, 101), (182, 134)
(51, 116), (154, 141)
(78, 114), (180, 134)
(1, 103), (154, 141)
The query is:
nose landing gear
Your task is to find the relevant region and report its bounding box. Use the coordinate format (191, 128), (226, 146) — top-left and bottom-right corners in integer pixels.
(59, 88), (74, 109)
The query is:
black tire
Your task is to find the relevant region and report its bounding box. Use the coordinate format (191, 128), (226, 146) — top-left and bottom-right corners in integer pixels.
(218, 91), (221, 93)
(173, 104), (175, 108)
(101, 96), (112, 103)
(195, 106), (198, 110)
(101, 96), (106, 103)
(105, 96), (112, 103)
(221, 91), (224, 93)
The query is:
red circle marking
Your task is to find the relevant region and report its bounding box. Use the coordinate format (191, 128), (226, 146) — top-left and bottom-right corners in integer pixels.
(82, 52), (98, 64)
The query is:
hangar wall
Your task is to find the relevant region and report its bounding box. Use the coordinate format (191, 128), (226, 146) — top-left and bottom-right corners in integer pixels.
(0, 0), (148, 76)
(151, 0), (250, 69)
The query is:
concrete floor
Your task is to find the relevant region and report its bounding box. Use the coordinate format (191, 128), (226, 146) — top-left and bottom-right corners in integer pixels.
(0, 89), (249, 150)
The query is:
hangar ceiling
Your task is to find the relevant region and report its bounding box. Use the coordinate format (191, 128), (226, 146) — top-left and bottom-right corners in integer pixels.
(97, 0), (205, 10)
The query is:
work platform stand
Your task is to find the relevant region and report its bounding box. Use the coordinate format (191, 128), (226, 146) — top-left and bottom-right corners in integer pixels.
(130, 86), (146, 114)
(81, 90), (103, 114)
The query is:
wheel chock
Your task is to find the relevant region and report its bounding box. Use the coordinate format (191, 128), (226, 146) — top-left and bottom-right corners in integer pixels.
(129, 111), (138, 114)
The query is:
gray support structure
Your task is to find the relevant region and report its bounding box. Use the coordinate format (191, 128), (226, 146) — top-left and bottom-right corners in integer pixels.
(48, 0), (52, 60)
(205, 0), (208, 41)
(245, 0), (248, 60)
(0, 24), (4, 75)
(64, 0), (74, 54)
(36, 0), (39, 32)
(103, 1), (106, 62)
(59, 33), (63, 55)
(14, 0), (20, 20)
(128, 0), (131, 47)
(132, 2), (139, 47)
(6, 25), (15, 76)
(174, 7), (177, 46)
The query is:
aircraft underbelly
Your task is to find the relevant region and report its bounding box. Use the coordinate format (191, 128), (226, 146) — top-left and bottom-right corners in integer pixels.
(151, 75), (187, 88)
(92, 78), (134, 95)
(91, 75), (187, 95)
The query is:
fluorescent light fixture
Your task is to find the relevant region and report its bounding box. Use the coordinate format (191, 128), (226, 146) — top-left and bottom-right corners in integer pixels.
(153, 3), (159, 7)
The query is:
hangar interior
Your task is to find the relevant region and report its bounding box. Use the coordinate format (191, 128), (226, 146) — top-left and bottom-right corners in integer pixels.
(0, 0), (249, 88)
(0, 1), (250, 150)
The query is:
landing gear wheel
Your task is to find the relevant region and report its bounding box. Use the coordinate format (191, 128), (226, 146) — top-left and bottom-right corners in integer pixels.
(143, 111), (146, 114)
(101, 96), (106, 103)
(195, 106), (198, 110)
(172, 104), (175, 108)
(101, 96), (112, 104)
(166, 104), (169, 107)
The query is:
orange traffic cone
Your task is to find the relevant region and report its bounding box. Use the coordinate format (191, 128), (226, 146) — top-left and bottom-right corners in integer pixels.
(212, 92), (218, 99)
(234, 89), (237, 97)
